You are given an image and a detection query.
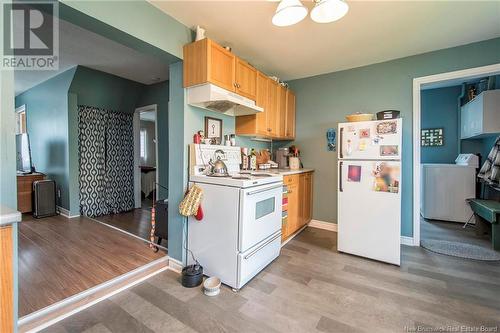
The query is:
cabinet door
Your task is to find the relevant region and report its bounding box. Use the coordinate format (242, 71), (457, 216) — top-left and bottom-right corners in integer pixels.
(255, 72), (269, 136)
(277, 85), (287, 138)
(286, 183), (299, 237)
(208, 41), (235, 92)
(285, 89), (296, 139)
(298, 174), (306, 227)
(235, 58), (257, 101)
(267, 79), (279, 137)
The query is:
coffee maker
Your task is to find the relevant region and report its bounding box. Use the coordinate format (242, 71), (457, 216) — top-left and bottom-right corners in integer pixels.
(275, 148), (290, 169)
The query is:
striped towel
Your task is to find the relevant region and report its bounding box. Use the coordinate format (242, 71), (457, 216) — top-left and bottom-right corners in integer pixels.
(478, 136), (500, 188)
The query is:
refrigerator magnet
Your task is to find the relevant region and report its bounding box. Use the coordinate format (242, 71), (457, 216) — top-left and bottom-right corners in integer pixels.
(359, 128), (370, 138)
(380, 145), (398, 156)
(372, 162), (400, 193)
(376, 121), (397, 135)
(358, 140), (367, 151)
(347, 165), (361, 182)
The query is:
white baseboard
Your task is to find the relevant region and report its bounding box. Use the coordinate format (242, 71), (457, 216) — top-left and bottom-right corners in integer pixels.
(308, 219), (337, 232)
(56, 206), (80, 219)
(168, 258), (183, 273)
(308, 220), (417, 247)
(401, 236), (417, 246)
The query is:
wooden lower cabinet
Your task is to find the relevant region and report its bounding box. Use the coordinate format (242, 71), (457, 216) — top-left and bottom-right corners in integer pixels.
(282, 172), (313, 241)
(0, 226), (14, 333)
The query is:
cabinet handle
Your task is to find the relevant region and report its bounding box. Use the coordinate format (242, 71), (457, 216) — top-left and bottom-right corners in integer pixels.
(233, 83), (237, 88)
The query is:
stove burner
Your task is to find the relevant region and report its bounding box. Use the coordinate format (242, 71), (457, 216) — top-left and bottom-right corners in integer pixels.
(207, 174), (231, 178)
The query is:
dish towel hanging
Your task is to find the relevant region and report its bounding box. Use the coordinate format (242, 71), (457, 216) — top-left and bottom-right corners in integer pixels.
(478, 136), (500, 188)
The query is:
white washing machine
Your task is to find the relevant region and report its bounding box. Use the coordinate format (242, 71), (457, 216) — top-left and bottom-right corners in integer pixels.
(420, 154), (478, 223)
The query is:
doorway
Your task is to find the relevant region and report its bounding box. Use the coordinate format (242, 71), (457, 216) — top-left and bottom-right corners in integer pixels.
(413, 63), (500, 252)
(134, 104), (158, 211)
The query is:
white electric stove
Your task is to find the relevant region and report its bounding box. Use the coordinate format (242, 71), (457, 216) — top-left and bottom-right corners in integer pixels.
(187, 144), (283, 290)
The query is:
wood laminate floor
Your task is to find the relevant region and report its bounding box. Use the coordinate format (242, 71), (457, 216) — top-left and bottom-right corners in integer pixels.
(94, 209), (167, 247)
(44, 227), (500, 333)
(18, 214), (165, 317)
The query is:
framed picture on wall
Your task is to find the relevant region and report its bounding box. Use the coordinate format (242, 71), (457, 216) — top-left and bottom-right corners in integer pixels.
(205, 116), (223, 144)
(421, 128), (444, 147)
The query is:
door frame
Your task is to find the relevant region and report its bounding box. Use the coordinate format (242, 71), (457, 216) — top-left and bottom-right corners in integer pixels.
(133, 104), (158, 209)
(412, 63), (500, 246)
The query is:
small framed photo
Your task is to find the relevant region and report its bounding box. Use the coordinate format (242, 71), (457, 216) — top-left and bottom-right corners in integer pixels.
(205, 116), (223, 144)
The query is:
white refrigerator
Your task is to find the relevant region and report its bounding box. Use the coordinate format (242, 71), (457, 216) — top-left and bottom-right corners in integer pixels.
(337, 118), (402, 265)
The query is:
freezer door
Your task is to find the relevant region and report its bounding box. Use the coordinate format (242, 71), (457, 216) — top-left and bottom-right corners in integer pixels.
(337, 160), (401, 265)
(338, 119), (402, 160)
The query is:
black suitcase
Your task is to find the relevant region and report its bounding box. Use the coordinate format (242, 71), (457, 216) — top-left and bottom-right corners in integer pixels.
(33, 180), (57, 218)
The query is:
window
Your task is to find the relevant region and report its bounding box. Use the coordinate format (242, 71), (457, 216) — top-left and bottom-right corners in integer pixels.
(15, 105), (26, 134)
(140, 129), (147, 160)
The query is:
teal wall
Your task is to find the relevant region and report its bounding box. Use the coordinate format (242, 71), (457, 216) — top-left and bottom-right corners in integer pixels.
(167, 62), (186, 262)
(288, 37), (500, 237)
(137, 81), (169, 199)
(0, 71), (17, 209)
(421, 86), (462, 164)
(15, 68), (77, 210)
(70, 66), (144, 112)
(462, 135), (498, 166)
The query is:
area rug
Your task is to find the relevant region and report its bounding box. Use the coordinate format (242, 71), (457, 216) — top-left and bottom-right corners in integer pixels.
(420, 239), (500, 261)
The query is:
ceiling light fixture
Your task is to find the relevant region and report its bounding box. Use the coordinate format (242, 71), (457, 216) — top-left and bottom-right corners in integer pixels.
(272, 0), (308, 27)
(272, 0), (348, 26)
(310, 0), (349, 23)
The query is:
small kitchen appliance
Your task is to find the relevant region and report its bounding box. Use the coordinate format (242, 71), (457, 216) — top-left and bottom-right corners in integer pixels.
(187, 144), (283, 290)
(275, 148), (289, 169)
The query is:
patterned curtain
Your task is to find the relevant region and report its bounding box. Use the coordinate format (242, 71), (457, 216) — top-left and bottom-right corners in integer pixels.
(78, 106), (134, 217)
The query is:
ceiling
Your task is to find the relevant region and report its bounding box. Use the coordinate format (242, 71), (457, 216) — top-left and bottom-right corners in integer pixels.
(15, 19), (170, 95)
(151, 0), (500, 81)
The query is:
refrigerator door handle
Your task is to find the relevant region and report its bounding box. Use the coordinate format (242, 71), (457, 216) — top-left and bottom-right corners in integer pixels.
(339, 127), (344, 159)
(339, 161), (343, 192)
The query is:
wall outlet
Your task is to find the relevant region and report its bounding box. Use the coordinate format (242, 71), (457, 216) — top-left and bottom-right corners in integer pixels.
(57, 188), (61, 198)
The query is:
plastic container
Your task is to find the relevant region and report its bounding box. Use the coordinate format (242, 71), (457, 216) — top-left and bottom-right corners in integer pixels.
(376, 110), (400, 120)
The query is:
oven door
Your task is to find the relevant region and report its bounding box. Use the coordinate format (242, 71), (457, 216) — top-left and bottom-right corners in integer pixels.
(239, 182), (283, 252)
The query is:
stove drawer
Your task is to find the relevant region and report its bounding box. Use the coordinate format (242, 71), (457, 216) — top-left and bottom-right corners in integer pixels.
(237, 231), (281, 289)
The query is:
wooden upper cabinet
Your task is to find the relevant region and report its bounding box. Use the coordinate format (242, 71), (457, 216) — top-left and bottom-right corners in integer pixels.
(285, 89), (296, 139)
(236, 71), (268, 137)
(208, 41), (236, 92)
(267, 79), (279, 137)
(184, 38), (296, 139)
(235, 58), (257, 100)
(277, 85), (287, 138)
(183, 38), (236, 93)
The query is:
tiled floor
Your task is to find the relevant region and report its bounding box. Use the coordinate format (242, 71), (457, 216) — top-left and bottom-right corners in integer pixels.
(43, 227), (500, 333)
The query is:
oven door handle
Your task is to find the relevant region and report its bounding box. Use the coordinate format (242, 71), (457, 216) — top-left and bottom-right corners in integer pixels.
(244, 233), (281, 260)
(246, 184), (283, 196)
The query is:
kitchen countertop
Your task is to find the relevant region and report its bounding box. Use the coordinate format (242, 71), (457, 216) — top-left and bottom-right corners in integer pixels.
(265, 168), (315, 176)
(0, 205), (21, 227)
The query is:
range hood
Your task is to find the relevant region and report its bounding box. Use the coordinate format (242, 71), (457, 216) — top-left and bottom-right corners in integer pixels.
(187, 83), (263, 116)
